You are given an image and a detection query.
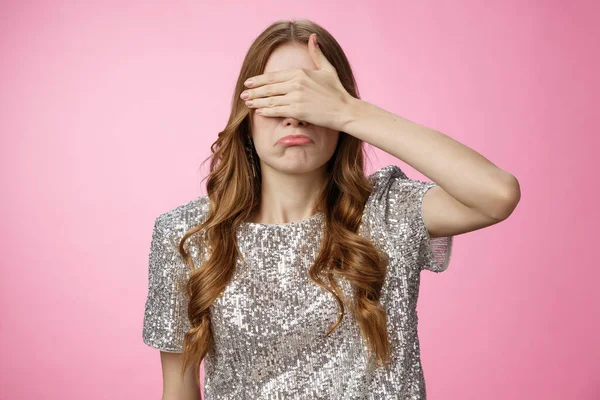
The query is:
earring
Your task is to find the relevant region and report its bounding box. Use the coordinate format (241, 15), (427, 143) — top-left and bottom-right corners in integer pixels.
(245, 136), (257, 178)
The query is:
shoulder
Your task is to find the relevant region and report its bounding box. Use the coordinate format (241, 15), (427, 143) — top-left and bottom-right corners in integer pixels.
(151, 195), (210, 270)
(364, 163), (436, 230)
(367, 164), (409, 185)
(151, 195), (211, 259)
(367, 164), (408, 194)
(154, 194), (211, 235)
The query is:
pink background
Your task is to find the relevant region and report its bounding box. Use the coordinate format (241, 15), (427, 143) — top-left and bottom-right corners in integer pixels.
(1, 1), (598, 399)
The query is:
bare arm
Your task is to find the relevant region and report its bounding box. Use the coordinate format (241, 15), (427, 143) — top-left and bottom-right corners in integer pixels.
(160, 351), (202, 400)
(342, 98), (521, 232)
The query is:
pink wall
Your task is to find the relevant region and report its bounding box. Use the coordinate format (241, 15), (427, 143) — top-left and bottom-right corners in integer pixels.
(1, 1), (597, 399)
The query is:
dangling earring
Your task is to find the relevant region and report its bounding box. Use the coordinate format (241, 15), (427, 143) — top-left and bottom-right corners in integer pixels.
(245, 135), (257, 178)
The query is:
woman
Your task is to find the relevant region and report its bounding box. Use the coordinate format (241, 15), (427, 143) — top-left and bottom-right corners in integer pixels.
(142, 19), (520, 400)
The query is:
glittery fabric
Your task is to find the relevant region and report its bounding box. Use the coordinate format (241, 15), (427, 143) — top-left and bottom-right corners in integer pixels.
(142, 164), (453, 399)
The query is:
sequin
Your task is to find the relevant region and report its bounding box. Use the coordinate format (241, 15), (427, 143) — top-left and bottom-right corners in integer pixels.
(142, 164), (453, 399)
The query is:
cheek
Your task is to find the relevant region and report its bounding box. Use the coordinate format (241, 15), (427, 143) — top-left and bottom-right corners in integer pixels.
(323, 131), (340, 150)
(252, 114), (279, 132)
(250, 130), (275, 157)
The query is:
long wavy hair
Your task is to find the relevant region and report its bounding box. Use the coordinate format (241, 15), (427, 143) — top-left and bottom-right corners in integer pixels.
(177, 19), (391, 385)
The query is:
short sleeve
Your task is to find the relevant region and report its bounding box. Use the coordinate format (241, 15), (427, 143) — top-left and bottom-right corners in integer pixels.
(142, 215), (191, 352)
(368, 164), (453, 273)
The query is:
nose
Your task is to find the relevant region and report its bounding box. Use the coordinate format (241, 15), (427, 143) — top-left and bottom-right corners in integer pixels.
(283, 116), (308, 126)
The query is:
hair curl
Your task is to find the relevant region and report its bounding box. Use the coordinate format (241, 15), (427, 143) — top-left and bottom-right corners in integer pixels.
(177, 19), (391, 386)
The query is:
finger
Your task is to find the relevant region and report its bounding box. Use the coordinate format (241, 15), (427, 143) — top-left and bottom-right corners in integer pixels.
(256, 105), (293, 118)
(246, 93), (292, 109)
(244, 69), (296, 88)
(309, 33), (334, 71)
(243, 81), (293, 101)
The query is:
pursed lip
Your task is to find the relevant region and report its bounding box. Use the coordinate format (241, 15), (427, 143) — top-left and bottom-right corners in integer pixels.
(277, 134), (313, 144)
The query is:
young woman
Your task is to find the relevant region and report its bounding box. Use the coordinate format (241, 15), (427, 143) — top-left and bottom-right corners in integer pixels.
(142, 19), (520, 400)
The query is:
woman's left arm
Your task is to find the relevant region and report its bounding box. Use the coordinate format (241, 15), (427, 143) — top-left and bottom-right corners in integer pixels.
(340, 98), (521, 237)
(241, 33), (520, 238)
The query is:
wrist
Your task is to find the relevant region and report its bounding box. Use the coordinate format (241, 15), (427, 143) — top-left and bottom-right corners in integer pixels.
(338, 95), (364, 133)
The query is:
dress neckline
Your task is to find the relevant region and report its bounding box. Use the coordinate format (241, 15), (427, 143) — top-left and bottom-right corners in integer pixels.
(239, 211), (324, 229)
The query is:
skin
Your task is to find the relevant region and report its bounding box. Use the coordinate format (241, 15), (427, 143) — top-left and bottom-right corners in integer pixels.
(242, 33), (521, 236)
(246, 42), (340, 224)
(160, 352), (201, 400)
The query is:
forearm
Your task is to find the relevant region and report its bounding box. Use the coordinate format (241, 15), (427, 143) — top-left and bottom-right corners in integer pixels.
(162, 389), (201, 400)
(160, 351), (202, 400)
(340, 97), (520, 220)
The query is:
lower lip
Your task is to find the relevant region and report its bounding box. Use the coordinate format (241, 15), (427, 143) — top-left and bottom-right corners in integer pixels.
(278, 137), (313, 145)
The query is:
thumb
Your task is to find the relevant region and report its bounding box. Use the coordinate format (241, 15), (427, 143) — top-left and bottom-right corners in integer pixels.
(310, 34), (334, 71)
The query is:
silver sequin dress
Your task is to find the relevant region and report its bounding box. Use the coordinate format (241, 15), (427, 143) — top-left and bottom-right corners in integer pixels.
(142, 164), (453, 399)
